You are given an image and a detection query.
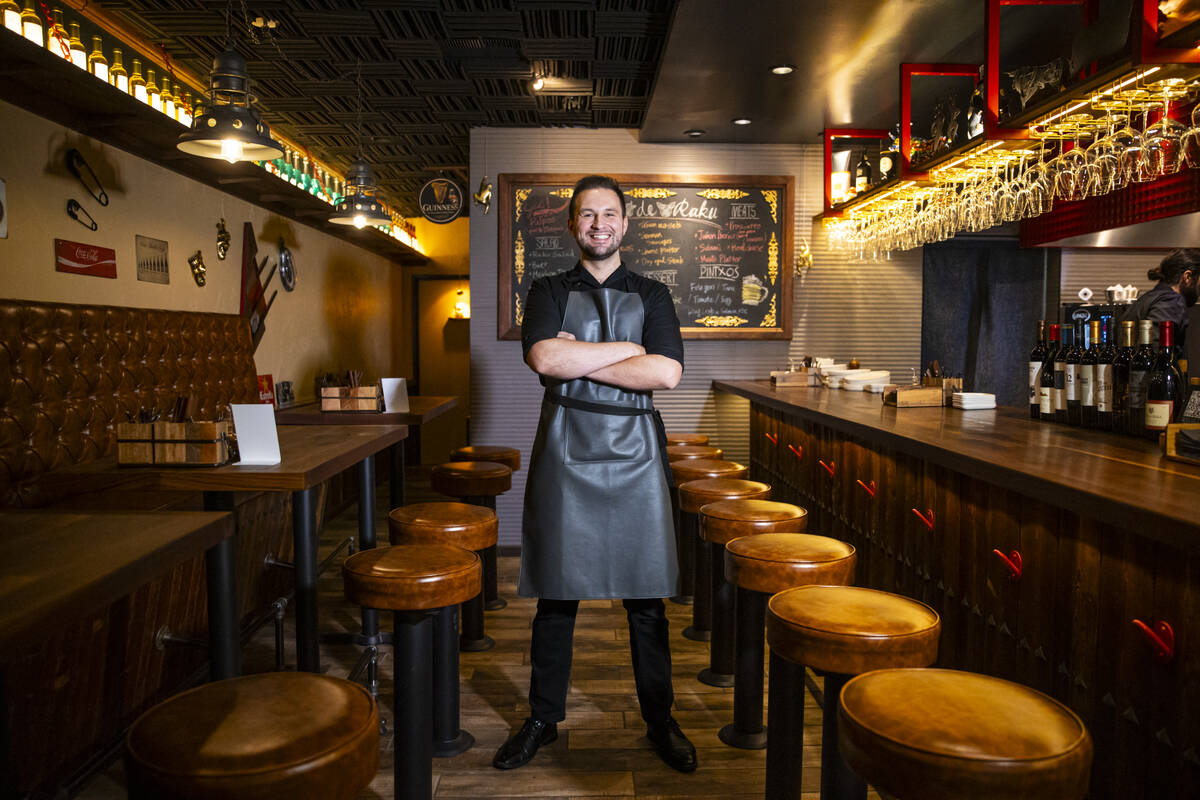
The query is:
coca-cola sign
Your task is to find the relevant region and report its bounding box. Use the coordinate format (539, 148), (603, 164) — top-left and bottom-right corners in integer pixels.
(55, 239), (116, 279)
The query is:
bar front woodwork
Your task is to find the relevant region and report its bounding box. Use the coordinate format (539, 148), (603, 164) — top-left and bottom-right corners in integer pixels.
(715, 380), (1200, 800)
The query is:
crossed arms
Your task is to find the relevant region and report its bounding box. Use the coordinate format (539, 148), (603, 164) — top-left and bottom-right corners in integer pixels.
(527, 332), (682, 391)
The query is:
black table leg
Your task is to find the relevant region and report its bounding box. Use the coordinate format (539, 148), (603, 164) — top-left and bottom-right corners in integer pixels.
(699, 541), (735, 687)
(292, 486), (321, 673)
(390, 439), (406, 509)
(394, 610), (434, 799)
(820, 671), (867, 800)
(432, 605), (473, 757)
(682, 513), (710, 642)
(720, 587), (767, 749)
(202, 491), (241, 680)
(765, 652), (805, 800)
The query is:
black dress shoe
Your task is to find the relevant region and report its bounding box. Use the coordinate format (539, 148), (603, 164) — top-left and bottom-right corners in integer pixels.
(492, 717), (558, 770)
(647, 717), (697, 773)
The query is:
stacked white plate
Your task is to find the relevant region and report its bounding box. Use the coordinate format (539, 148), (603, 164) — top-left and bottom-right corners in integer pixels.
(952, 392), (996, 410)
(843, 370), (890, 391)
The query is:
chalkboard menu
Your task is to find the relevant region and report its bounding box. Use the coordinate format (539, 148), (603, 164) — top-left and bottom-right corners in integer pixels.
(497, 174), (794, 340)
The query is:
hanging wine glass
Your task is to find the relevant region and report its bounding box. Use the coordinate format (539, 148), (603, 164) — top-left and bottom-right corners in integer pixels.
(1139, 78), (1189, 178)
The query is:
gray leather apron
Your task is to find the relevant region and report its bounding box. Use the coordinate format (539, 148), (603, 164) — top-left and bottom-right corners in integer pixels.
(519, 287), (679, 600)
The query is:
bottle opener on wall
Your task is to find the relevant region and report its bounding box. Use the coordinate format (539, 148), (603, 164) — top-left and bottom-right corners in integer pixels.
(215, 218), (231, 260)
(188, 250), (208, 287)
(66, 149), (109, 206)
(66, 199), (98, 231)
(277, 237), (296, 291)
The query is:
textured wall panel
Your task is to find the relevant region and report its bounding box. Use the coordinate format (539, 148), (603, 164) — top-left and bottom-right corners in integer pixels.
(1060, 248), (1159, 304)
(469, 128), (923, 546)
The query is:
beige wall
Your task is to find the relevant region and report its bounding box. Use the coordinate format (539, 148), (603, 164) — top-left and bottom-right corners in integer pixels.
(0, 101), (403, 403)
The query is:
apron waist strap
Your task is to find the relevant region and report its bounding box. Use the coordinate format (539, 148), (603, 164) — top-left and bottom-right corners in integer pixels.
(546, 392), (653, 416)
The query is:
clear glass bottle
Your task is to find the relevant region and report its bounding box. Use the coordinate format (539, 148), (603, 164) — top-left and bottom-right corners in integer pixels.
(161, 76), (175, 119)
(146, 68), (161, 111)
(67, 20), (86, 69)
(177, 91), (192, 126)
(19, 0), (42, 45)
(46, 8), (67, 59)
(110, 48), (128, 92)
(131, 58), (147, 102)
(2, 0), (22, 35)
(87, 36), (108, 82)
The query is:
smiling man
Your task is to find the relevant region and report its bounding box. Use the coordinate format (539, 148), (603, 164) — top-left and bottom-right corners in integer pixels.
(492, 175), (696, 773)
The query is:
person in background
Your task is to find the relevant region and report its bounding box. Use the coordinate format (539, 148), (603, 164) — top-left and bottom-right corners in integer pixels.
(1125, 248), (1200, 346)
(492, 175), (696, 774)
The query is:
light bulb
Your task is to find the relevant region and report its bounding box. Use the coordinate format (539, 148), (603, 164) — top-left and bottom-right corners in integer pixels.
(220, 138), (244, 163)
(353, 214), (367, 229)
(531, 76), (544, 91)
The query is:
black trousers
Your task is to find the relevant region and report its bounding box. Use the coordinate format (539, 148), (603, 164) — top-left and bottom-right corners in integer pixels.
(529, 597), (675, 726)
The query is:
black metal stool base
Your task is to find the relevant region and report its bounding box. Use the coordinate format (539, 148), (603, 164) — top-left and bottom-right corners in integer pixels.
(698, 667), (735, 688)
(484, 597), (508, 611)
(669, 594), (694, 606)
(718, 722), (767, 750)
(321, 630), (395, 647)
(433, 729), (475, 758)
(460, 634), (495, 652)
(682, 625), (711, 642)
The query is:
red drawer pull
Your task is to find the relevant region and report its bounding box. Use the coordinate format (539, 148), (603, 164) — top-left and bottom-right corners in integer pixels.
(819, 459), (835, 476)
(856, 479), (875, 497)
(765, 432), (778, 445)
(1132, 619), (1174, 663)
(787, 443), (803, 460)
(992, 549), (1022, 581)
(911, 508), (934, 530)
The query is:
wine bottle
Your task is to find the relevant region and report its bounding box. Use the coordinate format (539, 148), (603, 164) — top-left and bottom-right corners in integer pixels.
(1095, 317), (1114, 430)
(1065, 325), (1081, 426)
(131, 58), (147, 103)
(1112, 320), (1135, 434)
(1080, 321), (1098, 428)
(162, 77), (176, 120)
(19, 0), (41, 45)
(147, 68), (161, 111)
(110, 49), (128, 93)
(2, 0), (20, 35)
(1040, 323), (1060, 422)
(46, 8), (67, 59)
(87, 36), (108, 83)
(67, 21), (85, 69)
(1127, 319), (1155, 435)
(855, 150), (872, 195)
(1146, 320), (1182, 436)
(1029, 320), (1047, 419)
(1055, 325), (1070, 423)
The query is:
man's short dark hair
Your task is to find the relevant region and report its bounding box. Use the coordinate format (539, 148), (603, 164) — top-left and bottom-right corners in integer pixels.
(1150, 248), (1200, 284)
(569, 175), (626, 219)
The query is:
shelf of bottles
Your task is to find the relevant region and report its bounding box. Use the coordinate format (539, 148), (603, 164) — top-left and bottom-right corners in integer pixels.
(1029, 314), (1193, 440)
(0, 1), (421, 254)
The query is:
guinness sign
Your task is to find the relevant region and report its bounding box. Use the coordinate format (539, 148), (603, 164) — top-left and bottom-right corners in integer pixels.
(419, 178), (464, 224)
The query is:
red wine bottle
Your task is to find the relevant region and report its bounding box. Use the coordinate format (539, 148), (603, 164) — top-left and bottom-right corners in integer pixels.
(1029, 320), (1047, 419)
(1065, 324), (1082, 426)
(1040, 323), (1060, 422)
(1054, 325), (1070, 423)
(1145, 320), (1182, 437)
(1080, 321), (1098, 428)
(1095, 317), (1115, 430)
(1112, 320), (1135, 434)
(1127, 320), (1155, 435)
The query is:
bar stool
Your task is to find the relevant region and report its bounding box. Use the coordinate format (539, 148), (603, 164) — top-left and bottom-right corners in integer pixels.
(766, 585), (940, 800)
(666, 444), (723, 461)
(720, 532), (856, 750)
(344, 544), (481, 800)
(666, 431), (709, 446)
(389, 502), (497, 753)
(697, 500), (809, 690)
(125, 673), (379, 799)
(676, 465), (758, 642)
(431, 460), (512, 611)
(839, 668), (1093, 800)
(450, 445), (521, 472)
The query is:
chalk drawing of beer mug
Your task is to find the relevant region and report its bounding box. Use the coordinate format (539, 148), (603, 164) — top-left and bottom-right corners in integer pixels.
(742, 275), (769, 305)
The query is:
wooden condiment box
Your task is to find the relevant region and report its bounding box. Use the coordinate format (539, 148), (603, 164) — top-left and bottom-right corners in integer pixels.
(117, 421), (232, 466)
(1162, 423), (1200, 466)
(882, 385), (944, 407)
(320, 385), (384, 412)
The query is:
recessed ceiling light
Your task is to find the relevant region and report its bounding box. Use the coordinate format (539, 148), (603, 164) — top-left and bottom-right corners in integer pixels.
(731, 117), (752, 126)
(684, 129), (705, 137)
(531, 76), (544, 91)
(770, 64), (795, 75)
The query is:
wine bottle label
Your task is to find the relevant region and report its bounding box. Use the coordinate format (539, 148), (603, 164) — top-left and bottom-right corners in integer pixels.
(1096, 364), (1113, 412)
(1066, 364), (1077, 401)
(1079, 364), (1094, 406)
(1028, 361), (1041, 401)
(1146, 400), (1173, 430)
(1054, 368), (1066, 411)
(855, 176), (867, 193)
(1128, 370), (1149, 408)
(1039, 385), (1052, 414)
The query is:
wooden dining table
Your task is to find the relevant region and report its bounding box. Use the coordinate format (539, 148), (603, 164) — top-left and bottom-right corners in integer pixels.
(47, 423), (408, 676)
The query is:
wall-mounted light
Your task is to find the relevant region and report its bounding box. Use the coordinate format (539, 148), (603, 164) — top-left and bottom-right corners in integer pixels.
(451, 288), (470, 319)
(177, 48), (283, 163)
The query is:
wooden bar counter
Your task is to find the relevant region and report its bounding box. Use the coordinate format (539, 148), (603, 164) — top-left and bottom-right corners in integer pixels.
(714, 379), (1199, 800)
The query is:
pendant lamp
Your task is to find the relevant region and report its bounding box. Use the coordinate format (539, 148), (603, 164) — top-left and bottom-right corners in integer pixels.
(178, 48), (283, 163)
(329, 64), (390, 229)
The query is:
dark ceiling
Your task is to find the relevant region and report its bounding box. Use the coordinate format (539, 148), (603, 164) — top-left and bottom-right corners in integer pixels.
(103, 0), (1118, 217)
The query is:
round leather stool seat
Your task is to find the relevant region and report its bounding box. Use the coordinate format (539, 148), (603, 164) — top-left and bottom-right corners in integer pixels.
(126, 673), (378, 799)
(431, 461), (512, 498)
(699, 499), (807, 545)
(670, 458), (748, 485)
(389, 502), (498, 552)
(666, 444), (723, 462)
(666, 431), (708, 446)
(344, 544), (482, 611)
(725, 532), (856, 593)
(678, 478), (768, 514)
(768, 585), (940, 675)
(839, 668), (1093, 800)
(450, 445), (521, 472)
